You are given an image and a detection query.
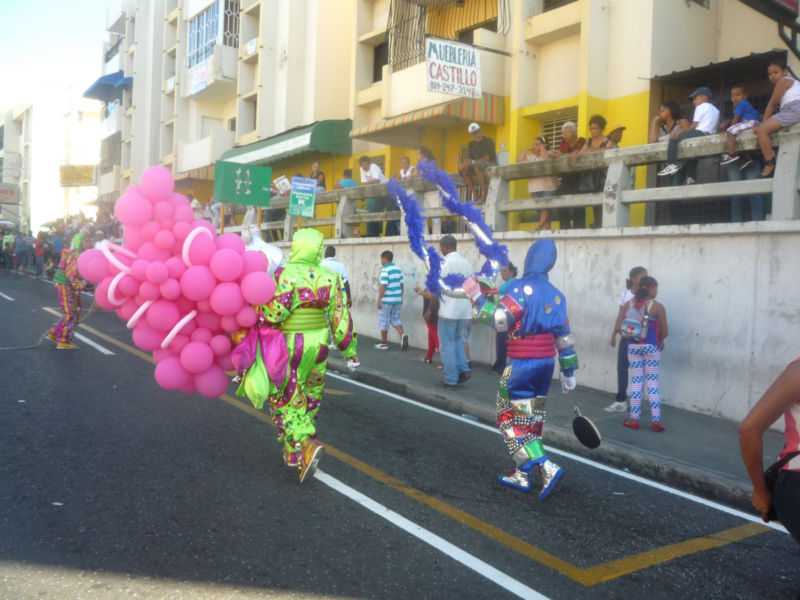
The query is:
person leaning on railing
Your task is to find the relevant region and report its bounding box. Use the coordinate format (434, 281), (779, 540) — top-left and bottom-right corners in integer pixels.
(551, 121), (586, 229)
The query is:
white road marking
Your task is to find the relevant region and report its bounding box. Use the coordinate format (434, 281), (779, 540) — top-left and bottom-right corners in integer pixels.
(327, 372), (789, 534)
(0, 292), (14, 301)
(315, 470), (550, 600)
(72, 332), (115, 355)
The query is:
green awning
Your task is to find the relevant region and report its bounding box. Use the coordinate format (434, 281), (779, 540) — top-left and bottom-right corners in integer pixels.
(220, 119), (352, 165)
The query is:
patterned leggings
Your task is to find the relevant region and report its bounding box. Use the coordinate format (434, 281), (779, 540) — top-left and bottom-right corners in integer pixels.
(50, 284), (80, 343)
(627, 343), (661, 422)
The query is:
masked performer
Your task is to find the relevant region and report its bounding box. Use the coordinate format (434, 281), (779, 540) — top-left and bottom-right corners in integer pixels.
(463, 239), (577, 500)
(48, 234), (85, 350)
(239, 228), (358, 483)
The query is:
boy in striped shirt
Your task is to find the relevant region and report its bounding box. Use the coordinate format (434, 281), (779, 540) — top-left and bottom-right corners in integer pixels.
(376, 250), (408, 350)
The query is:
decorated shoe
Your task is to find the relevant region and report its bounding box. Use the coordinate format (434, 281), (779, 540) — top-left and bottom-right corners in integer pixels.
(56, 342), (78, 350)
(298, 438), (324, 483)
(46, 332), (57, 342)
(622, 418), (640, 430)
(538, 459), (564, 502)
(497, 468), (532, 492)
(283, 448), (301, 468)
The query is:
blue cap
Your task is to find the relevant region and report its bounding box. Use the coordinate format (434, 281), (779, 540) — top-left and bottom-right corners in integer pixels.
(688, 86), (712, 99)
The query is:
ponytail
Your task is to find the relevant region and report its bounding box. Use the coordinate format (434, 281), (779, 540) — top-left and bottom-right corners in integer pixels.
(635, 276), (657, 302)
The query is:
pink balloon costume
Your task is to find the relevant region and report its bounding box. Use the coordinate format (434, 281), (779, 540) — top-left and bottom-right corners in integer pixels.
(237, 228), (358, 482)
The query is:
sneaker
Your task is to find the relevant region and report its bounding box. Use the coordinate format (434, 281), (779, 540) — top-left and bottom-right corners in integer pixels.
(401, 334), (409, 350)
(651, 422), (666, 432)
(604, 401), (627, 413)
(298, 439), (324, 484)
(622, 418), (639, 430)
(657, 163), (679, 176)
(374, 343), (389, 350)
(46, 332), (57, 342)
(685, 177), (696, 185)
(56, 342), (78, 350)
(720, 153), (740, 165)
(739, 158), (754, 171)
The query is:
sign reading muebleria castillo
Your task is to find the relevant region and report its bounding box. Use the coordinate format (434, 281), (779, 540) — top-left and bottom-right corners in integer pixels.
(426, 37), (482, 99)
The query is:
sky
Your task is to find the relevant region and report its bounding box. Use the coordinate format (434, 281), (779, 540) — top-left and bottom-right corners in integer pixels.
(0, 1), (112, 231)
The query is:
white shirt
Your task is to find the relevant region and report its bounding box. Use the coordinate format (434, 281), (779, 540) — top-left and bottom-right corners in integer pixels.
(360, 163), (388, 184)
(320, 257), (348, 283)
(438, 251), (473, 320)
(618, 289), (633, 306)
(692, 102), (720, 134)
(398, 167), (413, 180)
(780, 76), (800, 108)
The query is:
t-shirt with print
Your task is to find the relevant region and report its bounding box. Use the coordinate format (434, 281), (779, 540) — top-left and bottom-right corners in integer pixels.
(692, 102), (720, 134)
(380, 262), (403, 305)
(734, 99), (760, 123)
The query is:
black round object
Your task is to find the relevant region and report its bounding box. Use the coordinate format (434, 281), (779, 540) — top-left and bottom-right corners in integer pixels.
(573, 415), (601, 449)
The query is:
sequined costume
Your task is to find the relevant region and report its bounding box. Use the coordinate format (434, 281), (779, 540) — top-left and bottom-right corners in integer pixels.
(238, 228), (357, 482)
(49, 240), (84, 348)
(468, 239), (577, 500)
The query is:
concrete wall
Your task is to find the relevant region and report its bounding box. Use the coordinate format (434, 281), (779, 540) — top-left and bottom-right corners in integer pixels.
(312, 223), (800, 424)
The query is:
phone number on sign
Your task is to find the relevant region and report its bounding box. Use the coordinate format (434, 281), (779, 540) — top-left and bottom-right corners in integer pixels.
(427, 81), (481, 98)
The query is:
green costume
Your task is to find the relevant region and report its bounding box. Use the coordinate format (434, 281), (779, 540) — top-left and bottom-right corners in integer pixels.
(238, 228), (357, 480)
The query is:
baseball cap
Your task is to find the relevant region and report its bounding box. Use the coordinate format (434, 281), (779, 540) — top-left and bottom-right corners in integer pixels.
(467, 122), (481, 134)
(688, 86), (712, 99)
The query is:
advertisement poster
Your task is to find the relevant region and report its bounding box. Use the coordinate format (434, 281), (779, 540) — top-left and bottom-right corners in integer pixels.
(288, 177), (317, 218)
(426, 37), (482, 99)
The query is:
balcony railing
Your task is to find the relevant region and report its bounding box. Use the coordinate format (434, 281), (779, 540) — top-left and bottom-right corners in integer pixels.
(217, 124), (800, 240)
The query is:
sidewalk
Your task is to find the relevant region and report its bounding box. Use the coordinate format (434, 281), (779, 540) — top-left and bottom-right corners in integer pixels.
(327, 334), (785, 512)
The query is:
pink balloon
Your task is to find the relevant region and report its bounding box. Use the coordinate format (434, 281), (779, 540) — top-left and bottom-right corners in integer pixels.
(168, 192), (190, 209)
(174, 205), (194, 223)
(167, 333), (190, 354)
(209, 335), (232, 357)
(94, 277), (116, 310)
(187, 231), (216, 266)
(115, 193), (152, 227)
(241, 250), (269, 276)
(140, 221), (161, 242)
(240, 271), (276, 305)
(175, 297), (196, 314)
(217, 233), (246, 254)
(160, 278), (181, 300)
(138, 241), (169, 262)
(178, 378), (197, 394)
(123, 226), (145, 251)
(139, 281), (161, 301)
(153, 348), (175, 364)
(190, 328), (213, 344)
(140, 165), (174, 202)
(220, 315), (240, 333)
(236, 305), (257, 327)
(132, 322), (164, 351)
(172, 221), (192, 241)
(146, 261), (169, 284)
(165, 256), (186, 279)
(154, 356), (191, 390)
(196, 311), (221, 331)
(194, 364), (229, 398)
(160, 219), (174, 231)
(154, 230), (175, 251)
(77, 249), (107, 282)
(153, 201), (174, 222)
(180, 341), (214, 374)
(210, 282), (244, 316)
(180, 265), (216, 301)
(192, 219), (216, 235)
(216, 352), (235, 371)
(118, 299), (138, 321)
(210, 248), (244, 282)
(146, 299), (180, 331)
(125, 184), (141, 195)
(130, 259), (150, 281)
(196, 299), (212, 313)
(119, 275), (140, 297)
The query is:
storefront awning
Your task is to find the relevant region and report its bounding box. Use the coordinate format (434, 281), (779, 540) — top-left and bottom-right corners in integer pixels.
(350, 93), (505, 146)
(175, 164), (216, 183)
(84, 71), (132, 103)
(220, 119), (353, 165)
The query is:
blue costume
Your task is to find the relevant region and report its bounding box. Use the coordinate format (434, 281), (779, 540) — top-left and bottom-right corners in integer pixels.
(466, 239), (578, 500)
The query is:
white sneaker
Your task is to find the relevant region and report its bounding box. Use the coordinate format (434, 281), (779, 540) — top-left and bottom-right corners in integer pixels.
(720, 154), (740, 165)
(657, 163), (679, 176)
(604, 401), (627, 413)
(685, 177), (696, 185)
(374, 343), (389, 350)
(401, 334), (409, 350)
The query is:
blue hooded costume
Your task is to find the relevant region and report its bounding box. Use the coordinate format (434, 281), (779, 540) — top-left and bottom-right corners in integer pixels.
(469, 239), (578, 499)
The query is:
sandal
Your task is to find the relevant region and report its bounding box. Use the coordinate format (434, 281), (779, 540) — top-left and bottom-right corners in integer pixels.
(422, 357), (432, 364)
(761, 158), (776, 177)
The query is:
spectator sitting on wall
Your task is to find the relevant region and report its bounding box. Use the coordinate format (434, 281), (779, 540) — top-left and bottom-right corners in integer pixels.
(459, 122), (496, 204)
(359, 155), (391, 237)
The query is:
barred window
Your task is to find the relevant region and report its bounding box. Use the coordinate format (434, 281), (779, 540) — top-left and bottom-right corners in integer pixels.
(539, 111), (578, 151)
(187, 0), (240, 68)
(373, 42), (388, 83)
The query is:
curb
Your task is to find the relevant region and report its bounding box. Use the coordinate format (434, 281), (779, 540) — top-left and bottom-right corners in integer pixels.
(328, 356), (754, 513)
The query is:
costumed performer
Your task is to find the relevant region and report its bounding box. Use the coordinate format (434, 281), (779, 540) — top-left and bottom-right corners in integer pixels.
(462, 238), (578, 501)
(238, 228), (358, 483)
(48, 233), (86, 350)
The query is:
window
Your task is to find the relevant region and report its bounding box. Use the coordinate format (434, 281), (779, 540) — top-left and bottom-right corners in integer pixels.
(228, 117), (236, 132)
(688, 0), (710, 8)
(543, 0), (578, 11)
(187, 0), (240, 68)
(540, 112), (578, 151)
(373, 42), (388, 83)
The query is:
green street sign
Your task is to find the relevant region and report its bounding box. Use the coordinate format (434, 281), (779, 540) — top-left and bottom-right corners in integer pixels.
(288, 177), (317, 217)
(214, 160), (273, 207)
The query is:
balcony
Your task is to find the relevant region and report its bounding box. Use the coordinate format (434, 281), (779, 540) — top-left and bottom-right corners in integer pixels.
(98, 165), (120, 197)
(101, 109), (123, 140)
(182, 44), (238, 101)
(524, 0), (581, 46)
(177, 129), (235, 173)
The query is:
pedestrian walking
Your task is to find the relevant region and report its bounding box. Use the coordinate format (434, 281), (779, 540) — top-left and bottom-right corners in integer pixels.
(375, 250), (407, 350)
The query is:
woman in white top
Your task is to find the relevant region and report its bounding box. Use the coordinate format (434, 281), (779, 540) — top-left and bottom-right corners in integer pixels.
(516, 136), (559, 230)
(755, 58), (800, 177)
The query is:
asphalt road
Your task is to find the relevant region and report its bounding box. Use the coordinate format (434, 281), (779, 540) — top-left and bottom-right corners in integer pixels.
(1, 271), (798, 600)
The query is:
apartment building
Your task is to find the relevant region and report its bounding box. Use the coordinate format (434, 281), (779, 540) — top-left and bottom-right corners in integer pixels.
(0, 104), (33, 231)
(60, 96), (101, 221)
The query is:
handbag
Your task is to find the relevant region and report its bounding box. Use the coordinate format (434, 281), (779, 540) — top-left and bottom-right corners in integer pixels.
(764, 451), (800, 521)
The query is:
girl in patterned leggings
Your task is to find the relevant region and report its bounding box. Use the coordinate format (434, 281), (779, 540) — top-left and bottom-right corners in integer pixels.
(623, 276), (669, 432)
